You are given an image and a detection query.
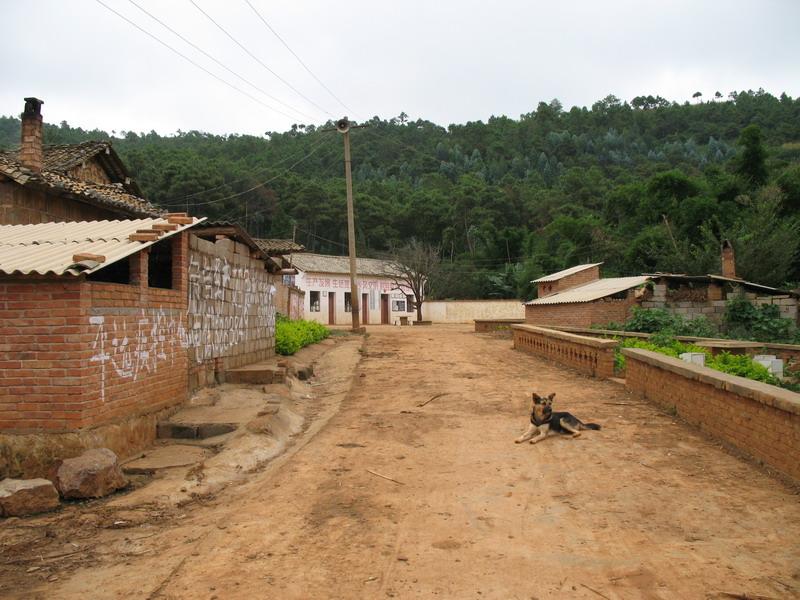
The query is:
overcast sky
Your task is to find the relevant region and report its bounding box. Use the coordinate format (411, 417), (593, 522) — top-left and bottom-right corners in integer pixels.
(2, 0), (798, 136)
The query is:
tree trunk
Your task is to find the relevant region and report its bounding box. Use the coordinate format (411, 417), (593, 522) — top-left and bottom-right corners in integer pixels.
(416, 299), (423, 322)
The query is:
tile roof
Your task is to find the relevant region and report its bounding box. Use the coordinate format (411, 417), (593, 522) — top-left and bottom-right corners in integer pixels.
(0, 142), (161, 218)
(526, 276), (650, 305)
(0, 217), (204, 277)
(283, 253), (399, 277)
(255, 238), (305, 255)
(533, 263), (603, 283)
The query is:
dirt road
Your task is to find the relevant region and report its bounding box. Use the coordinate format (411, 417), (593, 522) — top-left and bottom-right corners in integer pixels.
(3, 325), (800, 599)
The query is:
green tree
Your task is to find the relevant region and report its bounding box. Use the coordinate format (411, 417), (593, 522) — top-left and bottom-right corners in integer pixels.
(733, 124), (768, 186)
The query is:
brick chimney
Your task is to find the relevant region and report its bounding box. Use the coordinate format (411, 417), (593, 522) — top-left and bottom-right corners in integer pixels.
(721, 239), (736, 279)
(20, 97), (44, 172)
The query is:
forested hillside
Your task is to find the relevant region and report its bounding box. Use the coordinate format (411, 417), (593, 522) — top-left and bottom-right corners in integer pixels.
(2, 90), (799, 298)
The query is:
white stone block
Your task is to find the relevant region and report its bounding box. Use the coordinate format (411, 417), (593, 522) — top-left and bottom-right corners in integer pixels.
(680, 352), (705, 366)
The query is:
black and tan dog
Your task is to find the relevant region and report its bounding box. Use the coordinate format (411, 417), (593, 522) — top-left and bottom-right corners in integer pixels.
(515, 392), (601, 444)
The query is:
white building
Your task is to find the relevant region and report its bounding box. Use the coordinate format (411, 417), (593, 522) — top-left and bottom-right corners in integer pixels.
(281, 253), (415, 325)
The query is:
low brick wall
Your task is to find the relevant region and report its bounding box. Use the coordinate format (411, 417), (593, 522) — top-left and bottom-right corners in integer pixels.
(474, 318), (524, 334)
(623, 348), (800, 483)
(512, 325), (616, 378)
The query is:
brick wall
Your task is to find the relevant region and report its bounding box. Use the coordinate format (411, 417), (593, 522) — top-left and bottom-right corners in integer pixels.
(0, 233), (191, 435)
(474, 319), (524, 334)
(187, 235), (276, 389)
(552, 265), (600, 295)
(624, 348), (800, 483)
(525, 292), (639, 327)
(274, 280), (305, 320)
(0, 180), (121, 225)
(512, 324), (616, 378)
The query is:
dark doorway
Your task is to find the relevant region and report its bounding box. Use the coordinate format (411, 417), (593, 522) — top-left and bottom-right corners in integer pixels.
(380, 294), (390, 324)
(362, 293), (369, 324)
(328, 292), (336, 325)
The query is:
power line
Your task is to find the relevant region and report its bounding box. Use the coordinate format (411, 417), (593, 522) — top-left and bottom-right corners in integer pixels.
(126, 0), (315, 122)
(94, 0), (301, 121)
(243, 0), (354, 116)
(190, 139), (328, 219)
(164, 134), (330, 206)
(189, 0), (335, 119)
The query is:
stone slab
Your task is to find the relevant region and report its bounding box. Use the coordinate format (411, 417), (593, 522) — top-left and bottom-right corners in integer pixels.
(122, 446), (210, 474)
(0, 478), (59, 517)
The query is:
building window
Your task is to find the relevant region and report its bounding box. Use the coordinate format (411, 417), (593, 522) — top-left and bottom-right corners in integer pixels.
(148, 240), (174, 289)
(310, 291), (320, 312)
(344, 292), (352, 312)
(392, 299), (406, 312)
(87, 255), (130, 284)
(406, 294), (415, 313)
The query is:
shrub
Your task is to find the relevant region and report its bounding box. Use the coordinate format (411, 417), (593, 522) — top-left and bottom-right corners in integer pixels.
(275, 316), (330, 355)
(706, 352), (777, 385)
(724, 295), (799, 343)
(618, 307), (719, 338)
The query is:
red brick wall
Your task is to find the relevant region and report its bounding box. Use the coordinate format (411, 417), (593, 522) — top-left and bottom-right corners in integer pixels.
(0, 279), (88, 432)
(551, 265), (600, 294)
(512, 325), (616, 379)
(525, 292), (638, 327)
(0, 233), (191, 434)
(0, 180), (121, 225)
(624, 348), (800, 483)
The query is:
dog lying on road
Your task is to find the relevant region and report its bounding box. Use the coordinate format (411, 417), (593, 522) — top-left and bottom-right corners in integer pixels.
(515, 392), (601, 444)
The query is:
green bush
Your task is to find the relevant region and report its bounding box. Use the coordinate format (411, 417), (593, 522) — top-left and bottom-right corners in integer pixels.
(275, 316), (330, 355)
(706, 352), (777, 385)
(615, 334), (792, 389)
(724, 295), (799, 343)
(616, 307), (719, 338)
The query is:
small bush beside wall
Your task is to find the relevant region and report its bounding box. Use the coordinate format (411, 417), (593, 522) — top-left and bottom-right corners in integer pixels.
(275, 315), (330, 355)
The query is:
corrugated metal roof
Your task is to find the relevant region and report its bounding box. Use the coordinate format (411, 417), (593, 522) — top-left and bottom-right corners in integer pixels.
(532, 263), (603, 283)
(526, 276), (650, 305)
(283, 253), (399, 277)
(0, 217), (204, 277)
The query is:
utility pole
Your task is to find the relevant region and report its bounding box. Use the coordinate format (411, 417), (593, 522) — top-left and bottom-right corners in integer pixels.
(336, 117), (363, 332)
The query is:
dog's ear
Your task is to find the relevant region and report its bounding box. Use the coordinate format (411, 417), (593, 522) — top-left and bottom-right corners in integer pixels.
(547, 392), (556, 401)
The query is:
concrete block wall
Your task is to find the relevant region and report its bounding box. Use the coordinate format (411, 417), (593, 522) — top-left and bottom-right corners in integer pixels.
(422, 300), (524, 323)
(624, 348), (800, 483)
(512, 324), (616, 379)
(187, 234), (276, 389)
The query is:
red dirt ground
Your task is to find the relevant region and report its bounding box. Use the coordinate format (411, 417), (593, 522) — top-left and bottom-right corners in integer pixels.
(2, 325), (799, 599)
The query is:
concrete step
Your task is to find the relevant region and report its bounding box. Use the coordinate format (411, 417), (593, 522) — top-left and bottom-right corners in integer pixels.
(226, 363), (287, 384)
(157, 421), (236, 440)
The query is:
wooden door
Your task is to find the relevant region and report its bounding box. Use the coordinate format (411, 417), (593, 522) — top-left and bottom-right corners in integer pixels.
(328, 292), (335, 325)
(380, 294), (389, 324)
(362, 293), (369, 324)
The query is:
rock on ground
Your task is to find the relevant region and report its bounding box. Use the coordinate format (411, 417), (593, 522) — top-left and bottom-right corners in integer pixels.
(50, 448), (128, 499)
(0, 478), (59, 517)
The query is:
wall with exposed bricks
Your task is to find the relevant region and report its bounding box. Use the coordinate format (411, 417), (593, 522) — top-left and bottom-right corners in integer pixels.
(187, 235), (276, 389)
(525, 292), (639, 328)
(0, 180), (121, 225)
(512, 324), (616, 379)
(623, 348), (800, 483)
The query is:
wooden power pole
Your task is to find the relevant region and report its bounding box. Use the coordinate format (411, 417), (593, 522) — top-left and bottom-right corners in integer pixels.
(336, 117), (361, 332)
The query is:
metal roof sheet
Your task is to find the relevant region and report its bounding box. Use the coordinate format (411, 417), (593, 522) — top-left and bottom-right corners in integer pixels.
(283, 253), (399, 277)
(0, 217), (204, 277)
(526, 276), (650, 305)
(533, 263), (603, 283)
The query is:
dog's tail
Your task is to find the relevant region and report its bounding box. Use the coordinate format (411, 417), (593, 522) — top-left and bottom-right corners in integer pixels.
(582, 423), (601, 430)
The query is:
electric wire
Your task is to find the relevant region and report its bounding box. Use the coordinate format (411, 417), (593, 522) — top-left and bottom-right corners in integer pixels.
(243, 0), (354, 116)
(189, 0), (336, 119)
(164, 134), (330, 207)
(126, 0), (316, 122)
(183, 138), (328, 220)
(94, 0), (302, 121)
